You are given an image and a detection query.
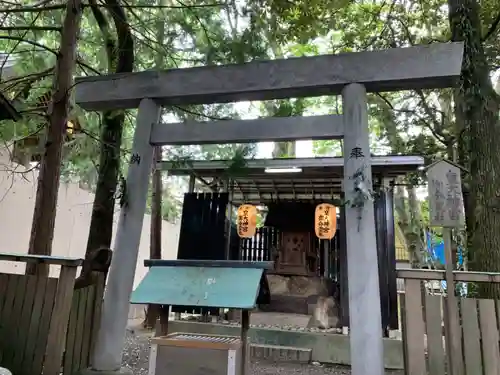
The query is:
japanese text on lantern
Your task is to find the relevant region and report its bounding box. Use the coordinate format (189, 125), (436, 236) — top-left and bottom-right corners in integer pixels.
(237, 204), (257, 238)
(315, 203), (337, 240)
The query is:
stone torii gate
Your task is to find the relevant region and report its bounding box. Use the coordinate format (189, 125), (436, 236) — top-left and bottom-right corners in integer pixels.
(74, 42), (463, 375)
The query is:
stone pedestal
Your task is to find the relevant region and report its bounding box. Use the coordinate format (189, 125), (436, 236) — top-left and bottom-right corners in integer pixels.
(259, 275), (339, 323)
(80, 368), (132, 375)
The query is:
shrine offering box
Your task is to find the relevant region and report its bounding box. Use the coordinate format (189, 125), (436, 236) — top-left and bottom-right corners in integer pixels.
(149, 332), (242, 375)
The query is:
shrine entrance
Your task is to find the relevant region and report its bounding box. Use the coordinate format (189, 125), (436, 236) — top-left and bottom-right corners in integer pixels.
(73, 41), (463, 375)
(163, 155), (424, 329)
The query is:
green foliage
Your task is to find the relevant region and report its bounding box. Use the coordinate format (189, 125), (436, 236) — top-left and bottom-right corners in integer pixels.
(0, 0), (265, 222)
(249, 0), (351, 44)
(312, 140), (342, 157)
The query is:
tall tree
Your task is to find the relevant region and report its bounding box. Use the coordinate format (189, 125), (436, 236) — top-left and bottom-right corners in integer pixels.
(448, 0), (500, 296)
(84, 0), (134, 254)
(26, 0), (83, 275)
(145, 0), (167, 328)
(75, 0), (134, 288)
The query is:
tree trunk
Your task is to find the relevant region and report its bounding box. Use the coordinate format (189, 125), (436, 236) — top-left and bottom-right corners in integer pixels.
(449, 0), (500, 297)
(26, 0), (83, 276)
(144, 146), (163, 328)
(150, 146), (162, 260)
(265, 27), (300, 160)
(407, 186), (428, 266)
(394, 185), (426, 267)
(272, 141), (295, 158)
(78, 0), (134, 288)
(85, 112), (125, 253)
(85, 0), (134, 254)
(144, 0), (166, 328)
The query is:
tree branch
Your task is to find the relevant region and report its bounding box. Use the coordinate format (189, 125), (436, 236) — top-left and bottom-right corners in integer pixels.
(0, 35), (59, 54)
(0, 26), (61, 32)
(89, 0), (115, 67)
(0, 35), (100, 74)
(0, 4), (66, 13)
(376, 92), (449, 145)
(105, 0), (134, 73)
(415, 89), (450, 143)
(482, 11), (500, 42)
(0, 2), (227, 14)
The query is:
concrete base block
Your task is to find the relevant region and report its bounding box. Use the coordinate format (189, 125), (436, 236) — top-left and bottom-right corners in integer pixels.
(166, 320), (404, 370)
(79, 367), (133, 375)
(251, 343), (312, 363)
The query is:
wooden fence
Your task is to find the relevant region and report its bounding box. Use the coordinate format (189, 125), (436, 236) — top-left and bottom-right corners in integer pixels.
(239, 226), (279, 262)
(63, 273), (105, 375)
(0, 254), (104, 375)
(398, 268), (500, 375)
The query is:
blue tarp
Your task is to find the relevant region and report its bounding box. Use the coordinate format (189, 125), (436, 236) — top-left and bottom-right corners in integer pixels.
(425, 232), (463, 266)
(425, 232), (467, 295)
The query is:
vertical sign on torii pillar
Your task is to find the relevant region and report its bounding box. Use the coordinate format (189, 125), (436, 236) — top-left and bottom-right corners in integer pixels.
(342, 83), (385, 375)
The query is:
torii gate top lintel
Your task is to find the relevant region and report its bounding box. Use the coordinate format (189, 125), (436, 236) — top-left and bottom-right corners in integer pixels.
(74, 42), (463, 111)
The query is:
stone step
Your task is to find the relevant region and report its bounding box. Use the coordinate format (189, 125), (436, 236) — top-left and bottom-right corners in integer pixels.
(250, 343), (312, 363)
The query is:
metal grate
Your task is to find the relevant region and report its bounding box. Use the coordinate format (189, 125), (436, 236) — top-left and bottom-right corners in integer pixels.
(169, 333), (240, 344)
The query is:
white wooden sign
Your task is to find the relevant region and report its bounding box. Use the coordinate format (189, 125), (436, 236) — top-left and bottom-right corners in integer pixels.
(427, 160), (465, 228)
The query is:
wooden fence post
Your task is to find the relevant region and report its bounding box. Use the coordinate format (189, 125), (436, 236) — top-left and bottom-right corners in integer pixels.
(403, 279), (426, 375)
(443, 229), (464, 375)
(43, 265), (78, 375)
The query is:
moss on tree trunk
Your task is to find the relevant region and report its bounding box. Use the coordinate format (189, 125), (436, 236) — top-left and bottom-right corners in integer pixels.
(449, 0), (500, 297)
(79, 0), (134, 288)
(26, 0), (83, 276)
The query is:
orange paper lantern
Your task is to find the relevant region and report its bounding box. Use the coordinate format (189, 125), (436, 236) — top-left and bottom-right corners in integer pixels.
(237, 204), (257, 238)
(315, 203), (337, 240)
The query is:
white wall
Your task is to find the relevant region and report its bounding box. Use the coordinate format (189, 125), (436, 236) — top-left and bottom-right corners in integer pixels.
(0, 148), (180, 288)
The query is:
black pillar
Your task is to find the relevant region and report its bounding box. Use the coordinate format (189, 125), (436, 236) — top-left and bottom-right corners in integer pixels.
(385, 187), (398, 330)
(333, 190), (398, 332)
(338, 203), (349, 327)
(374, 187), (398, 334)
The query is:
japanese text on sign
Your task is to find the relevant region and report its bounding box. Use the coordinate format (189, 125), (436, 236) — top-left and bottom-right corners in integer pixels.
(446, 169), (462, 222)
(430, 178), (446, 224)
(427, 161), (465, 228)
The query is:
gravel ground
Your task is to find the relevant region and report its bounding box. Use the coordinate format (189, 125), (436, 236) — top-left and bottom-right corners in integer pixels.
(121, 329), (404, 375)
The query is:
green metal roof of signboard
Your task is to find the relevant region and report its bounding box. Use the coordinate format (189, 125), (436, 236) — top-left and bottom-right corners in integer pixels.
(130, 260), (272, 309)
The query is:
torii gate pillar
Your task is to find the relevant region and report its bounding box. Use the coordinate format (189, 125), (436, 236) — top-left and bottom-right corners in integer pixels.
(342, 83), (384, 375)
(87, 98), (160, 373)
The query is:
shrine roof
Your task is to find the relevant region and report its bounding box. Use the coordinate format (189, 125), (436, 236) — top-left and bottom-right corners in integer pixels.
(160, 155), (424, 204)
